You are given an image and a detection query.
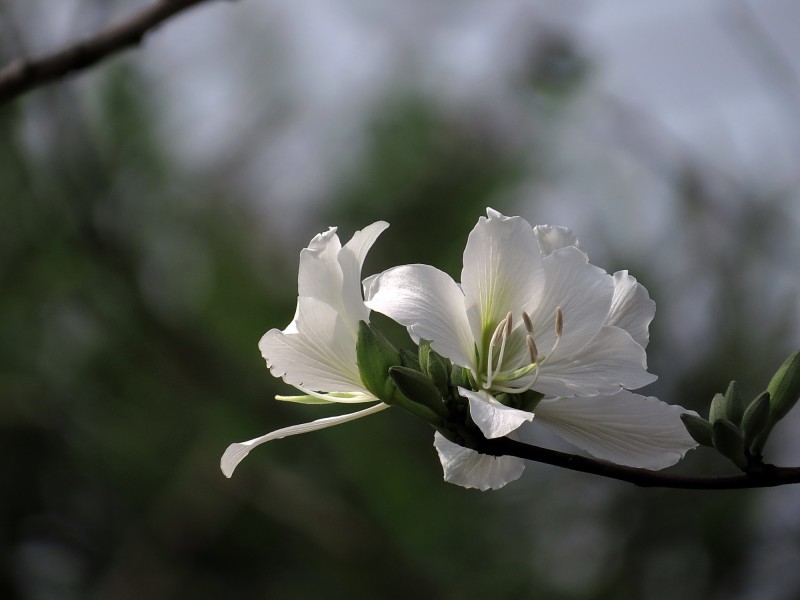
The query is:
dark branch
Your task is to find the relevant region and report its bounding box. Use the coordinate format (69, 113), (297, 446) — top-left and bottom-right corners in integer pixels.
(471, 435), (800, 490)
(0, 0), (223, 106)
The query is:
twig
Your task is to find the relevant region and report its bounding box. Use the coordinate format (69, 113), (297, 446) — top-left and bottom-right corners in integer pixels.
(472, 435), (800, 490)
(0, 0), (223, 106)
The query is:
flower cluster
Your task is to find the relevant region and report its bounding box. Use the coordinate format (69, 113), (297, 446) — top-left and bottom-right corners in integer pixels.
(221, 209), (697, 490)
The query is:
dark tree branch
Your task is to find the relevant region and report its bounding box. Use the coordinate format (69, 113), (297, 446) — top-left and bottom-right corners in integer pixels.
(0, 0), (223, 106)
(470, 435), (800, 490)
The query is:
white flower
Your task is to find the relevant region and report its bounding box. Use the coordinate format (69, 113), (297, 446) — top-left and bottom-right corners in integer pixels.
(221, 222), (390, 478)
(366, 208), (696, 489)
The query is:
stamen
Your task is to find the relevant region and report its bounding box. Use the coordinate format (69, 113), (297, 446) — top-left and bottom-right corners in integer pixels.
(526, 335), (539, 364)
(486, 313), (513, 389)
(490, 318), (507, 347)
(522, 311), (533, 333)
(555, 307), (564, 337)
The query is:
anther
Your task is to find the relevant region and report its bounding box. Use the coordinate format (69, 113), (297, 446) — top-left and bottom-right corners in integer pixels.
(504, 311), (513, 337)
(555, 307), (564, 337)
(522, 311), (533, 333)
(526, 335), (539, 364)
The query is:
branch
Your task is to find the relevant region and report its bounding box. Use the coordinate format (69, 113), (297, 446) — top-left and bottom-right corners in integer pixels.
(0, 0), (222, 106)
(471, 435), (800, 490)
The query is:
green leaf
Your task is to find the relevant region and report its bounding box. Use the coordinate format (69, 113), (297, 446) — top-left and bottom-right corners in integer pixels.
(742, 391), (771, 452)
(356, 320), (401, 400)
(711, 419), (748, 470)
(767, 350), (800, 424)
(680, 413), (714, 448)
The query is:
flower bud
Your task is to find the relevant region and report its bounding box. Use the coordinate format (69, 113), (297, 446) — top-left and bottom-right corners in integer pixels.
(356, 321), (401, 400)
(711, 419), (748, 470)
(709, 393), (727, 424)
(389, 366), (449, 422)
(742, 391), (771, 453)
(680, 413), (714, 448)
(767, 350), (800, 424)
(724, 380), (745, 426)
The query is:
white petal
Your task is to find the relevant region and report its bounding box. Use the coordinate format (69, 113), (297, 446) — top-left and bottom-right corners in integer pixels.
(533, 224), (583, 256)
(260, 297), (364, 393)
(531, 391), (697, 470)
(530, 246), (614, 358)
(534, 326), (657, 397)
(365, 264), (475, 369)
(337, 221), (389, 328)
(461, 209), (545, 344)
(433, 432), (525, 491)
(459, 387), (535, 439)
(297, 227), (345, 310)
(607, 271), (655, 349)
(221, 403), (390, 477)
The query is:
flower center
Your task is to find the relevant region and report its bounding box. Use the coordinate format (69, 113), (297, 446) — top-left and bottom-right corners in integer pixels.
(482, 307), (563, 394)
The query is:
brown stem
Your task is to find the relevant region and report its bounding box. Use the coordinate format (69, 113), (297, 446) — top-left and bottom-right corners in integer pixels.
(0, 0), (225, 105)
(471, 435), (800, 490)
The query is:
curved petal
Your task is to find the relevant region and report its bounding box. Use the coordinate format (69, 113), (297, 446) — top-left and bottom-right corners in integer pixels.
(533, 224), (583, 256)
(461, 209), (545, 346)
(534, 325), (657, 397)
(337, 221), (389, 328)
(529, 246), (614, 359)
(607, 271), (655, 349)
(433, 432), (525, 491)
(297, 227), (344, 310)
(459, 387), (535, 439)
(260, 297), (363, 393)
(221, 403), (390, 477)
(531, 391), (697, 470)
(365, 264), (475, 369)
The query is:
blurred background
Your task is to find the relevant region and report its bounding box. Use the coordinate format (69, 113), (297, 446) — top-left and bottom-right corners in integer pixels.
(2, 0), (800, 598)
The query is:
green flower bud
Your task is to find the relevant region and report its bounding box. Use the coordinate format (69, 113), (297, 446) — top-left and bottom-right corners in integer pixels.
(680, 413), (714, 448)
(709, 393), (727, 424)
(767, 350), (800, 424)
(418, 339), (433, 373)
(711, 419), (748, 470)
(389, 366), (449, 421)
(742, 391), (771, 453)
(399, 348), (421, 371)
(426, 351), (451, 396)
(356, 321), (401, 401)
(724, 380), (746, 426)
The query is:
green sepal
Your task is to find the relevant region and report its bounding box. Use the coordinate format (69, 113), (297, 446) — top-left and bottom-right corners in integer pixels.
(724, 381), (746, 426)
(742, 391), (771, 452)
(276, 393), (338, 405)
(767, 350), (800, 424)
(356, 320), (401, 400)
(680, 413), (714, 448)
(389, 366), (449, 420)
(711, 419), (748, 470)
(709, 393), (727, 424)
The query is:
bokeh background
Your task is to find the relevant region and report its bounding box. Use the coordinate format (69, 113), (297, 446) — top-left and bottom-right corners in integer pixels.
(2, 0), (800, 598)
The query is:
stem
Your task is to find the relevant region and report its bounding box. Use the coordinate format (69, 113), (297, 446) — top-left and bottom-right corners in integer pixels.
(0, 0), (227, 105)
(469, 435), (800, 490)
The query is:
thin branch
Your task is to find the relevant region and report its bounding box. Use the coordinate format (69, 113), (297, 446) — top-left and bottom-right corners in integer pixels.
(470, 435), (800, 490)
(0, 0), (223, 106)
